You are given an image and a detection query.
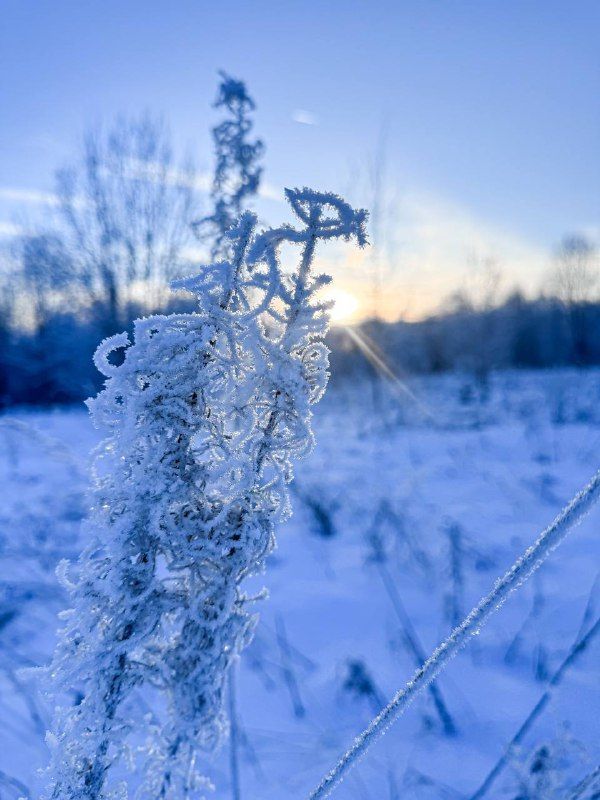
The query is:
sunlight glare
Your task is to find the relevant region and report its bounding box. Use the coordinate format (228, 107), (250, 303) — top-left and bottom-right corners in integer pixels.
(327, 288), (360, 323)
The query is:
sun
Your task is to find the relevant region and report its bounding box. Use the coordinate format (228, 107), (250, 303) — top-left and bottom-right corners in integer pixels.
(327, 288), (360, 323)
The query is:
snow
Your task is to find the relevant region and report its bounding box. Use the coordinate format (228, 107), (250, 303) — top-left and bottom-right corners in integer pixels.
(1, 369), (599, 799)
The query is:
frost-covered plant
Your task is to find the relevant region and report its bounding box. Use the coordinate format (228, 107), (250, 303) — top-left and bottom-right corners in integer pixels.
(41, 188), (367, 799)
(501, 735), (589, 800)
(194, 72), (264, 259)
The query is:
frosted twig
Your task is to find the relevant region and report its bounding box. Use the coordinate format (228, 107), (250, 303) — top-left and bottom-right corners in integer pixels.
(308, 468), (600, 800)
(0, 767), (30, 798)
(565, 764), (600, 799)
(469, 614), (600, 800)
(228, 666), (241, 800)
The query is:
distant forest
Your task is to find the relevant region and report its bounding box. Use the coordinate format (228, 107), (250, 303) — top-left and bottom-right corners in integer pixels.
(329, 292), (600, 385)
(3, 288), (600, 408)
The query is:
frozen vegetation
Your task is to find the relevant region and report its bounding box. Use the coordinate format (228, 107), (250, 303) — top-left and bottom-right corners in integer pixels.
(1, 368), (599, 799)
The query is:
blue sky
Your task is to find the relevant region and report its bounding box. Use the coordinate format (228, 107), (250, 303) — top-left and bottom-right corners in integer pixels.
(1, 0), (598, 318)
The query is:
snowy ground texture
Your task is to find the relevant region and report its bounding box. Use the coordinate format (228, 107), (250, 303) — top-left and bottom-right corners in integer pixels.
(1, 368), (599, 800)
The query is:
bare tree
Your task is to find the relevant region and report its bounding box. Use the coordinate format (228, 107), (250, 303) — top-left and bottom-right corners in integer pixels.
(550, 234), (598, 364)
(19, 233), (76, 328)
(56, 114), (199, 332)
(0, 246), (15, 405)
(552, 235), (598, 307)
(444, 254), (504, 400)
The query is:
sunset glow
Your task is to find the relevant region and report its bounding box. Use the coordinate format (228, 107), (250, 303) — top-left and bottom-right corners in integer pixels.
(327, 288), (360, 323)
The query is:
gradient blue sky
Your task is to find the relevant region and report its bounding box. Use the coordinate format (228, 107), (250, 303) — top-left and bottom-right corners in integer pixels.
(1, 0), (598, 317)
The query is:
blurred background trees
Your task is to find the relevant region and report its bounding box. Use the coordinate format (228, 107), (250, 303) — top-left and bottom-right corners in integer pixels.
(0, 114), (201, 406)
(550, 234), (599, 365)
(0, 91), (599, 409)
(55, 114), (198, 332)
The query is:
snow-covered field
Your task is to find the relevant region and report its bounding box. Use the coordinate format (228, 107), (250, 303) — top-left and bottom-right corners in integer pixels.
(1, 369), (599, 799)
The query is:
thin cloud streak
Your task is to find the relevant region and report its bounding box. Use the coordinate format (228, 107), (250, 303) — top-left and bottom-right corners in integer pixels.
(0, 187), (59, 206)
(292, 109), (319, 126)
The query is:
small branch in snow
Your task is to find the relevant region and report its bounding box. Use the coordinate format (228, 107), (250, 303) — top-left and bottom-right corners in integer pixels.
(275, 614), (306, 718)
(307, 467), (600, 800)
(469, 614), (600, 800)
(565, 764), (600, 800)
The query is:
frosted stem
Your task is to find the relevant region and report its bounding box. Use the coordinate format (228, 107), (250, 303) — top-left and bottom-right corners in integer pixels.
(308, 468), (600, 800)
(228, 666), (241, 800)
(566, 764), (600, 800)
